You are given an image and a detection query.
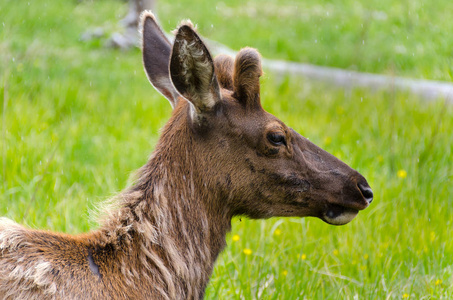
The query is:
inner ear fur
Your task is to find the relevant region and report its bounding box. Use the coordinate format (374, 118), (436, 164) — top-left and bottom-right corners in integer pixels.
(170, 22), (221, 114)
(232, 48), (263, 109)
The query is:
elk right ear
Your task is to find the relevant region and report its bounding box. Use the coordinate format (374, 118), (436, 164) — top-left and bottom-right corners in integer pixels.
(141, 11), (180, 109)
(169, 22), (221, 123)
(232, 48), (263, 110)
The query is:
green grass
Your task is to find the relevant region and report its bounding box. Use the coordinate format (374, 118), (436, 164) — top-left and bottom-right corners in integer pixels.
(157, 0), (453, 81)
(1, 0), (452, 299)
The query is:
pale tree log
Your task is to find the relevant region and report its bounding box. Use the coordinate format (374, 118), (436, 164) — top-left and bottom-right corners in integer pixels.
(206, 39), (453, 103)
(84, 2), (453, 102)
(263, 59), (453, 102)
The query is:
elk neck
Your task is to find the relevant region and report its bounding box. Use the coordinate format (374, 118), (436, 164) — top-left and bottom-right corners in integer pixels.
(98, 102), (233, 297)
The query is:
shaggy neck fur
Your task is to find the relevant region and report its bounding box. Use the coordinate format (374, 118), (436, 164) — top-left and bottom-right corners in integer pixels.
(97, 102), (232, 299)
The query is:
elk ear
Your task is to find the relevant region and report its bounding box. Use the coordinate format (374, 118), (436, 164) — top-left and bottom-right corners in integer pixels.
(141, 11), (180, 109)
(232, 48), (263, 110)
(169, 21), (221, 121)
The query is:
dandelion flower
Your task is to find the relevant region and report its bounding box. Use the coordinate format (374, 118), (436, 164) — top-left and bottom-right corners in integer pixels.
(282, 270), (288, 276)
(333, 249), (339, 256)
(274, 229), (281, 236)
(243, 248), (252, 255)
(435, 279), (442, 286)
(232, 234), (240, 242)
(301, 254), (307, 260)
(397, 169), (407, 179)
(402, 293), (409, 298)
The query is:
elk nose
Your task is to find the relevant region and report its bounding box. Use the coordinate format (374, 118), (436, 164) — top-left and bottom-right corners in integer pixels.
(358, 183), (373, 204)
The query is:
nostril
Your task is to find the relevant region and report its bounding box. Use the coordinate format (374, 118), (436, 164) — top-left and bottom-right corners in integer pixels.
(358, 183), (373, 204)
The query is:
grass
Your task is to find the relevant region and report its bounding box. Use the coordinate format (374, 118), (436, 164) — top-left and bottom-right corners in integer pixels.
(156, 0), (453, 81)
(1, 0), (452, 298)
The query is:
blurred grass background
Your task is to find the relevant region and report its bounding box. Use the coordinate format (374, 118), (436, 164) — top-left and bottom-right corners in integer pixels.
(1, 0), (452, 298)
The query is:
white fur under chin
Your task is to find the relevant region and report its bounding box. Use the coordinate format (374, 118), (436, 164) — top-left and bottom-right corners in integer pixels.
(323, 211), (358, 225)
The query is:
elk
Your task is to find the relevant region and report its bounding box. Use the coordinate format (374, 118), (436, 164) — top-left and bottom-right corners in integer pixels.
(0, 11), (373, 300)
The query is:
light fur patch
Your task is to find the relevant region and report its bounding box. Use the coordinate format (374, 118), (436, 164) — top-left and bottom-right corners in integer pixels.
(0, 219), (57, 297)
(172, 19), (196, 36)
(323, 210), (358, 225)
(177, 38), (216, 110)
(0, 217), (27, 251)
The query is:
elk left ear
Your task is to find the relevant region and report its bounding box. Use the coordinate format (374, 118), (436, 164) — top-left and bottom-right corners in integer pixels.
(170, 21), (221, 122)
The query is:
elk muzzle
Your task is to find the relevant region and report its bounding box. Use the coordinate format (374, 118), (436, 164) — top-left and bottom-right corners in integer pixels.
(291, 130), (373, 225)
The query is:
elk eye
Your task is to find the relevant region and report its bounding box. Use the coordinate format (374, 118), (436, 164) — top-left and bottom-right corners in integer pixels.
(267, 132), (286, 146)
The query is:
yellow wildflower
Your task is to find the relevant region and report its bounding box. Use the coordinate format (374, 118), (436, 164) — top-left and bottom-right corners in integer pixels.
(435, 279), (442, 286)
(301, 254), (307, 260)
(402, 293), (409, 298)
(274, 229), (281, 236)
(397, 169), (407, 179)
(363, 254), (369, 260)
(282, 270), (288, 276)
(232, 234), (240, 242)
(243, 248), (252, 255)
(333, 249), (339, 256)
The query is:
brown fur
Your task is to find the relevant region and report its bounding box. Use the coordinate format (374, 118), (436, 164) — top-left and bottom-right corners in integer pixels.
(0, 11), (373, 299)
(214, 54), (234, 90)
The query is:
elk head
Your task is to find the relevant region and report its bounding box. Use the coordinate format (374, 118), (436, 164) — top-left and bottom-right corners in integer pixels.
(141, 12), (373, 226)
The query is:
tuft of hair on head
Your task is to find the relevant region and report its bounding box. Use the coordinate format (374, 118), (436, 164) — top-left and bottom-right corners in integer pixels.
(214, 54), (235, 90)
(171, 19), (197, 36)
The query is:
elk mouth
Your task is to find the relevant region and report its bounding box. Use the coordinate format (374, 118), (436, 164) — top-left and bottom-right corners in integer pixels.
(321, 204), (360, 226)
(320, 183), (373, 225)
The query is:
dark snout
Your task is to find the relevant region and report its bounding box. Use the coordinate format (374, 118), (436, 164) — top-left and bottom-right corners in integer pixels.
(291, 129), (373, 225)
(346, 174), (373, 210)
(323, 169), (373, 225)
